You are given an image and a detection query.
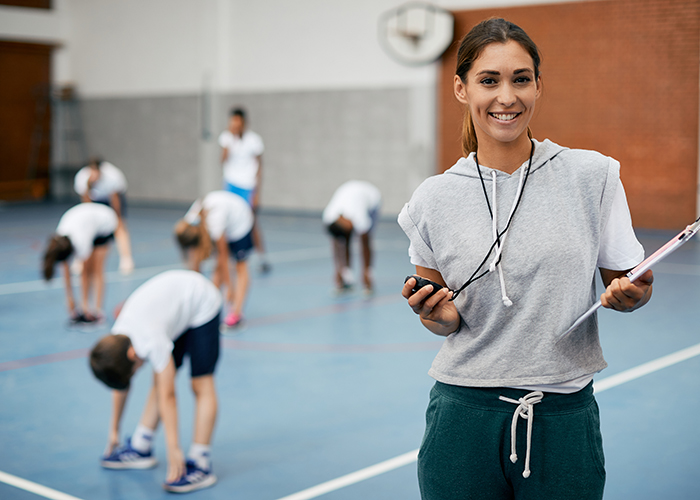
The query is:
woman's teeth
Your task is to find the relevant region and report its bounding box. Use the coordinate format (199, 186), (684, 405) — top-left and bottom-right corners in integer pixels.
(491, 113), (518, 121)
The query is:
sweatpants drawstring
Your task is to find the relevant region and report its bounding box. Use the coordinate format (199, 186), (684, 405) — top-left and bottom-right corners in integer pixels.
(498, 391), (544, 478)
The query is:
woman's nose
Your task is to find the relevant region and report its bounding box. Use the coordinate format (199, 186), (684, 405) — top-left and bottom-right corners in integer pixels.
(497, 84), (517, 107)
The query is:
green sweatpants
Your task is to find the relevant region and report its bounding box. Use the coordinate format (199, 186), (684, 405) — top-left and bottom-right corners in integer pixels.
(417, 381), (605, 500)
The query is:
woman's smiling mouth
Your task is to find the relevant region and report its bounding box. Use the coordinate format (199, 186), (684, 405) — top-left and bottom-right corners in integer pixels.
(489, 112), (521, 121)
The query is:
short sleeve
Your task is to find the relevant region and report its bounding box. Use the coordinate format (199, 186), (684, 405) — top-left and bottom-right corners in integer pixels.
(251, 133), (264, 156)
(597, 179), (645, 270)
(73, 168), (89, 196)
(148, 336), (174, 373)
(408, 243), (431, 267)
(351, 210), (372, 234)
(205, 208), (226, 241)
(397, 203), (438, 270)
(71, 233), (93, 261)
(218, 131), (229, 148)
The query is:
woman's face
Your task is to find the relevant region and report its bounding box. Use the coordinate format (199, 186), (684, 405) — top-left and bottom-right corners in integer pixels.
(454, 40), (541, 149)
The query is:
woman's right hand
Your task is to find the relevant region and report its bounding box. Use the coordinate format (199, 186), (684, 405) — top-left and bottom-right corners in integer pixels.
(402, 276), (461, 336)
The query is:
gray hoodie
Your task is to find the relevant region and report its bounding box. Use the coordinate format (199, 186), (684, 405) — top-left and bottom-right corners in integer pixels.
(398, 139), (624, 387)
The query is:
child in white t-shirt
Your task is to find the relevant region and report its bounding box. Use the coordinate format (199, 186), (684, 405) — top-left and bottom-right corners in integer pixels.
(42, 202), (118, 323)
(175, 191), (254, 328)
(322, 180), (382, 293)
(90, 270), (222, 493)
(74, 157), (134, 275)
(219, 107), (270, 273)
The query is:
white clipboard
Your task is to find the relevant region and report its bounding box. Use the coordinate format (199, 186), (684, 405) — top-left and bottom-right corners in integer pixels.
(557, 216), (700, 343)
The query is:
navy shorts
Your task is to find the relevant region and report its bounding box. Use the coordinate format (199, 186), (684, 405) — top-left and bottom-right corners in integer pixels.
(228, 230), (254, 262)
(93, 233), (115, 247)
(94, 192), (127, 218)
(172, 312), (221, 377)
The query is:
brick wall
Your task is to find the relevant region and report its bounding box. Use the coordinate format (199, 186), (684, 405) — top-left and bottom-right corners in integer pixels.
(439, 0), (699, 229)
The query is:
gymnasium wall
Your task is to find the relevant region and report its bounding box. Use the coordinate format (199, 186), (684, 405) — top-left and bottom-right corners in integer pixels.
(0, 0), (575, 212)
(439, 0), (700, 229)
(69, 0), (440, 212)
(6, 0), (696, 224)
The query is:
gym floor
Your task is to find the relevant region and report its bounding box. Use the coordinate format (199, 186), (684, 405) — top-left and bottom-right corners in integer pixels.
(0, 201), (698, 500)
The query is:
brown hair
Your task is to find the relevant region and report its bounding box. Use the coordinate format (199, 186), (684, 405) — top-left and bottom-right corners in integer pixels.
(42, 235), (74, 281)
(89, 334), (135, 390)
(174, 209), (212, 266)
(455, 18), (541, 155)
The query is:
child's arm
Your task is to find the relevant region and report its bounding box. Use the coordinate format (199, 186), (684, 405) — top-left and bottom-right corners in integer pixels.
(110, 192), (123, 219)
(62, 261), (76, 315)
(154, 357), (185, 482)
(106, 389), (129, 455)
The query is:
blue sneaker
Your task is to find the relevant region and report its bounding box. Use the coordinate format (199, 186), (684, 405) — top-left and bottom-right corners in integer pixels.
(163, 460), (217, 493)
(100, 438), (158, 469)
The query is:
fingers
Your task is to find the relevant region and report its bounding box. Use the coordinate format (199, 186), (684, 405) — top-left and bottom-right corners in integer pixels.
(167, 462), (185, 483)
(401, 277), (417, 299)
(405, 283), (452, 318)
(601, 273), (653, 312)
(636, 269), (654, 285)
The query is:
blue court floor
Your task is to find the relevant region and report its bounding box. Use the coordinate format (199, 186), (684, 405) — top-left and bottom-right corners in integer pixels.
(0, 201), (699, 500)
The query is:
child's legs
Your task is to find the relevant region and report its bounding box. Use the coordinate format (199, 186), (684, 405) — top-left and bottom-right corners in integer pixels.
(232, 260), (248, 316)
(178, 313), (221, 444)
(227, 233), (253, 314)
(191, 375), (217, 445)
(332, 237), (349, 286)
(139, 382), (160, 431)
(80, 253), (94, 311)
(90, 245), (109, 311)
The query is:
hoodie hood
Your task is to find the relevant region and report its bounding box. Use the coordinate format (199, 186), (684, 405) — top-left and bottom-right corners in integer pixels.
(445, 139), (568, 179)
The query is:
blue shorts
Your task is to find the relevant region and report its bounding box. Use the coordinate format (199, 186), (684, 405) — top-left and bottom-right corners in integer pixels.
(228, 230), (254, 262)
(172, 312), (221, 377)
(92, 233), (115, 247)
(94, 193), (127, 218)
(224, 182), (255, 206)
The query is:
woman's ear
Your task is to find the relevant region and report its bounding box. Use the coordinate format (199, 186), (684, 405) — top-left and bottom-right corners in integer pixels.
(454, 75), (468, 105)
(535, 74), (542, 99)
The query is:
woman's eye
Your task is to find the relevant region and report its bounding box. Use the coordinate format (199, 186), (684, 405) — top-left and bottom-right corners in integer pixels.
(480, 78), (496, 85)
(515, 77), (531, 84)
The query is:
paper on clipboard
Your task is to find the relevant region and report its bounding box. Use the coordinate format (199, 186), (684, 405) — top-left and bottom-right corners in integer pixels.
(557, 216), (700, 343)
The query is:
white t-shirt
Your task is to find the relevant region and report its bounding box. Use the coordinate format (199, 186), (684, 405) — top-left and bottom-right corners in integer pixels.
(184, 191), (254, 242)
(111, 270), (222, 373)
(322, 181), (382, 235)
(219, 130), (264, 190)
(74, 162), (127, 201)
(56, 203), (118, 261)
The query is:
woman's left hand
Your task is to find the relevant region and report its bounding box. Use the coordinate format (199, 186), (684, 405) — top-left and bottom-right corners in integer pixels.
(600, 269), (653, 312)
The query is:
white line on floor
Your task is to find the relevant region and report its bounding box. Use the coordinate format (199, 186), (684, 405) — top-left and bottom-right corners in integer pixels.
(274, 450), (419, 500)
(273, 341), (700, 500)
(0, 246), (330, 296)
(593, 341), (700, 393)
(0, 470), (84, 500)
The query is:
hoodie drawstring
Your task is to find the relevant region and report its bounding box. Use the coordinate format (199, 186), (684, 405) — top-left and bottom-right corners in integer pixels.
(499, 391), (543, 478)
(487, 166), (526, 307)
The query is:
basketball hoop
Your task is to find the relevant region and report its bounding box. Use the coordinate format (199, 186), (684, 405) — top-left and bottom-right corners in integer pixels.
(378, 2), (454, 66)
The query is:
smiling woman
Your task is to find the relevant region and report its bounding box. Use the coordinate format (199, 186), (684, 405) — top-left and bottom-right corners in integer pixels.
(398, 17), (653, 500)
